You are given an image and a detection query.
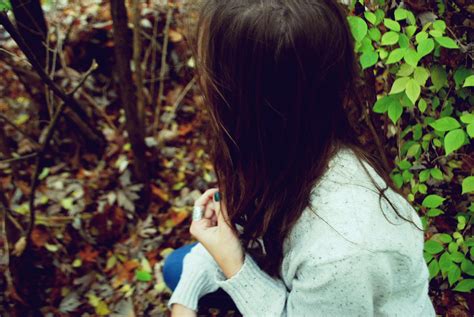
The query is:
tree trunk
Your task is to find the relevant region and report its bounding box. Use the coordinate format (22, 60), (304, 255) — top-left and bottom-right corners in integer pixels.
(110, 0), (150, 214)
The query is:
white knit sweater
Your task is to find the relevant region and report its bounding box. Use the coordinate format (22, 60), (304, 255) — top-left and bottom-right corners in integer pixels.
(167, 147), (436, 316)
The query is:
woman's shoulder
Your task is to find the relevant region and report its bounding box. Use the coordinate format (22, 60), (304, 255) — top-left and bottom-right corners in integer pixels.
(285, 147), (424, 263)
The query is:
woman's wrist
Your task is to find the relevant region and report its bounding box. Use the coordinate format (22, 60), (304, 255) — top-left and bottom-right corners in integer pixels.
(171, 303), (197, 317)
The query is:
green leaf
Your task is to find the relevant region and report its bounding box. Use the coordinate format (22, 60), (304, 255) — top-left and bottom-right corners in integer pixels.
(0, 0), (11, 11)
(413, 67), (430, 86)
(394, 8), (408, 21)
(429, 117), (461, 131)
(386, 48), (406, 64)
(417, 38), (434, 57)
(444, 129), (465, 155)
(364, 11), (377, 25)
(427, 208), (444, 217)
(383, 18), (400, 32)
(454, 67), (473, 87)
(415, 31), (428, 44)
(460, 113), (474, 124)
(435, 36), (459, 49)
(406, 79), (421, 104)
(439, 252), (454, 273)
(388, 101), (403, 124)
(431, 65), (447, 91)
(404, 48), (420, 67)
(462, 176), (474, 194)
(467, 123), (474, 138)
(397, 64), (414, 77)
(347, 16), (368, 42)
(407, 143), (421, 158)
(429, 29), (443, 38)
(463, 75), (474, 87)
(368, 28), (381, 41)
(381, 31), (399, 45)
(405, 25), (417, 38)
(425, 240), (444, 254)
(419, 169), (431, 182)
(418, 98), (427, 113)
(360, 51), (378, 69)
(373, 95), (396, 113)
(448, 265), (461, 286)
(430, 168), (443, 180)
(136, 270), (153, 282)
(453, 279), (474, 293)
(398, 33), (409, 48)
(461, 259), (474, 276)
(390, 77), (409, 94)
(422, 194), (445, 208)
(433, 20), (446, 32)
(428, 259), (440, 279)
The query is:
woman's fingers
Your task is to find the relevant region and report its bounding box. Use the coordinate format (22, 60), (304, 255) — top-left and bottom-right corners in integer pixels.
(194, 188), (219, 208)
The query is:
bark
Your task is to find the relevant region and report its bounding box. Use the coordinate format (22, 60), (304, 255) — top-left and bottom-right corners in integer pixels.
(110, 0), (150, 214)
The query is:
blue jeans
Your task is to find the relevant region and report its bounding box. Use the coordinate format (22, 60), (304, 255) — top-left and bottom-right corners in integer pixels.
(163, 242), (239, 313)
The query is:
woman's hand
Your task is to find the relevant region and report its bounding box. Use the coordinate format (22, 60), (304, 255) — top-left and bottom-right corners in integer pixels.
(190, 188), (245, 279)
(171, 303), (197, 317)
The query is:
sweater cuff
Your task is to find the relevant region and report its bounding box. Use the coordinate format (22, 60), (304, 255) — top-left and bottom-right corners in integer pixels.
(213, 252), (286, 315)
(167, 269), (216, 311)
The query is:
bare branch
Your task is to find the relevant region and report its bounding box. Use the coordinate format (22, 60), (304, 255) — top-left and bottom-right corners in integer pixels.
(0, 113), (40, 147)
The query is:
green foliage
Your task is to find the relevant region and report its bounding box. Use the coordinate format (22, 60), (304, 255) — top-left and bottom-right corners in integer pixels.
(348, 3), (473, 294)
(0, 0), (11, 11)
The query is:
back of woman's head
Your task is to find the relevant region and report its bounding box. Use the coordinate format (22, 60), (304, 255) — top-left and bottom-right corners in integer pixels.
(193, 0), (369, 277)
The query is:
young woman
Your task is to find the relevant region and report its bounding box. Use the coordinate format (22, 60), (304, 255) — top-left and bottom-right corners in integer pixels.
(163, 0), (436, 316)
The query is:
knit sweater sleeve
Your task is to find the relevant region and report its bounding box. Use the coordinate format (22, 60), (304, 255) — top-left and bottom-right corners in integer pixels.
(213, 248), (408, 317)
(167, 242), (220, 311)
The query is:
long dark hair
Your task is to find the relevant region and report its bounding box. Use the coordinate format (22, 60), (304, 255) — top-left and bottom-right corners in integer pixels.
(192, 0), (423, 278)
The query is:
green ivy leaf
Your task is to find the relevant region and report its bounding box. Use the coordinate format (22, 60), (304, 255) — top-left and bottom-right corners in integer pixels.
(429, 29), (443, 38)
(360, 51), (378, 69)
(427, 208), (444, 217)
(454, 67), (473, 87)
(390, 77), (410, 94)
(462, 176), (474, 194)
(422, 194), (445, 208)
(405, 25), (417, 38)
(414, 67), (430, 86)
(425, 240), (444, 254)
(383, 18), (400, 32)
(448, 265), (461, 286)
(435, 36), (459, 49)
(461, 259), (474, 276)
(386, 48), (406, 64)
(406, 79), (421, 104)
(460, 113), (474, 124)
(433, 20), (446, 32)
(381, 31), (399, 45)
(463, 75), (474, 87)
(394, 8), (408, 21)
(439, 252), (454, 273)
(397, 64), (415, 77)
(373, 95), (397, 113)
(417, 38), (434, 58)
(364, 11), (377, 25)
(0, 0), (11, 11)
(388, 101), (403, 124)
(418, 98), (427, 113)
(404, 48), (420, 67)
(467, 123), (474, 138)
(428, 259), (440, 279)
(453, 279), (474, 293)
(429, 117), (461, 131)
(431, 65), (448, 91)
(430, 168), (443, 180)
(368, 28), (381, 41)
(347, 16), (368, 42)
(398, 33), (410, 48)
(444, 129), (465, 155)
(416, 31), (429, 44)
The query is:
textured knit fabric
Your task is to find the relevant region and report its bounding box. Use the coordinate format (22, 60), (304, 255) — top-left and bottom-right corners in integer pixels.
(166, 146), (436, 316)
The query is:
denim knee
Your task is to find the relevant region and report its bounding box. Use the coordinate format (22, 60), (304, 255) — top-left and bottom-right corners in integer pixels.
(163, 242), (199, 291)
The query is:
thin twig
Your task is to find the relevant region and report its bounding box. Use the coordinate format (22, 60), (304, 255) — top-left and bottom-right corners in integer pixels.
(153, 4), (172, 133)
(0, 12), (104, 148)
(24, 61), (97, 251)
(0, 113), (40, 147)
(149, 10), (161, 109)
(165, 76), (196, 130)
(0, 152), (37, 165)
